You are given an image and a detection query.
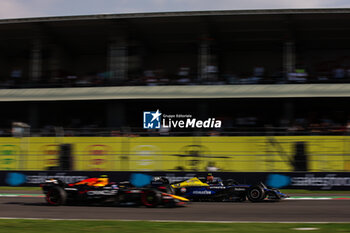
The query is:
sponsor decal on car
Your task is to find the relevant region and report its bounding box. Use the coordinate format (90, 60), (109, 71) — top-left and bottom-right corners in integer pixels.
(234, 188), (246, 191)
(192, 190), (212, 195)
(64, 188), (78, 191)
(209, 186), (226, 189)
(86, 190), (118, 195)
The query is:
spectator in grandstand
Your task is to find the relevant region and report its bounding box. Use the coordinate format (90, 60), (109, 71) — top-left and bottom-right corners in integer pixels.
(10, 68), (22, 85)
(251, 64), (265, 83)
(333, 66), (346, 80)
(40, 125), (56, 136)
(330, 123), (346, 134)
(244, 76), (261, 84)
(309, 123), (322, 135)
(66, 74), (78, 86)
(75, 75), (92, 87)
(208, 130), (221, 136)
(0, 129), (11, 137)
(223, 74), (239, 84)
(239, 66), (262, 84)
(144, 69), (157, 86)
(287, 124), (303, 133)
(80, 123), (99, 136)
(64, 129), (76, 136)
(236, 115), (258, 127)
(287, 118), (307, 133)
(346, 120), (350, 133)
(320, 117), (334, 132)
(93, 72), (106, 86)
(203, 64), (218, 83)
(177, 66), (191, 84)
(178, 66), (190, 77)
(287, 68), (308, 83)
(315, 71), (329, 82)
(314, 61), (331, 82)
(156, 69), (169, 85)
(110, 130), (122, 136)
(346, 66), (350, 79)
(159, 126), (170, 136)
(253, 65), (265, 78)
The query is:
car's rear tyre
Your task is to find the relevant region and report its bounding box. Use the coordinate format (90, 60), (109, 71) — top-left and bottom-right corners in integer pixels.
(141, 189), (161, 208)
(114, 193), (123, 206)
(247, 185), (266, 202)
(46, 186), (67, 206)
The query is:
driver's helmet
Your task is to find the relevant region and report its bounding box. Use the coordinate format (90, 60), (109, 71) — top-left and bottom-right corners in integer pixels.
(152, 176), (169, 184)
(206, 173), (214, 183)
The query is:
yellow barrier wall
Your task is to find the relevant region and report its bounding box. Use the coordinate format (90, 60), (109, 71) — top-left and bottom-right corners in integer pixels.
(0, 136), (349, 171)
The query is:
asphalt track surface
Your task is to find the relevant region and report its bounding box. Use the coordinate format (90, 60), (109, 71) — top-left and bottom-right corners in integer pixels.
(0, 197), (349, 222)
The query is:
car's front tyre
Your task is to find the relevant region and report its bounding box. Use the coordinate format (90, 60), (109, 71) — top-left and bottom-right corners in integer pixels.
(141, 189), (161, 208)
(46, 186), (67, 206)
(247, 185), (266, 202)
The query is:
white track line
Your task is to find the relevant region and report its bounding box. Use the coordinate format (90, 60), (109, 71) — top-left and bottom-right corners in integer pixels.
(286, 198), (332, 200)
(0, 217), (348, 224)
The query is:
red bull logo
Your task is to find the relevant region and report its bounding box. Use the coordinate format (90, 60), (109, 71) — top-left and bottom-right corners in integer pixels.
(86, 144), (112, 171)
(41, 144), (59, 167)
(91, 159), (105, 165)
(87, 144), (111, 156)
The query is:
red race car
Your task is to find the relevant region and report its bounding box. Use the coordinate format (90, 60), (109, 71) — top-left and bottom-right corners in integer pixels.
(41, 176), (188, 208)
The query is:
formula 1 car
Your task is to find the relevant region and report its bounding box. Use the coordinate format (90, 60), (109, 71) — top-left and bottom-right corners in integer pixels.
(41, 177), (188, 207)
(170, 177), (288, 202)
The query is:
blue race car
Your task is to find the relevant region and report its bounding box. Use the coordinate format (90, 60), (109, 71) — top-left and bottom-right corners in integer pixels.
(170, 176), (288, 202)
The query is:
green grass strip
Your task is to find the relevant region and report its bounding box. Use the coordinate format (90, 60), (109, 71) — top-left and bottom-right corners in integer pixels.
(280, 189), (350, 194)
(0, 219), (349, 233)
(0, 194), (44, 197)
(287, 196), (350, 199)
(0, 187), (41, 191)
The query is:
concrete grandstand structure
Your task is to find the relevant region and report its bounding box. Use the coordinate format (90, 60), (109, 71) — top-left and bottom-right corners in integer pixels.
(1, 9), (350, 132)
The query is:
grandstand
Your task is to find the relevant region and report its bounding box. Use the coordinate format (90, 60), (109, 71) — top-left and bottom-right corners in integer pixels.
(0, 9), (350, 131)
(0, 9), (350, 172)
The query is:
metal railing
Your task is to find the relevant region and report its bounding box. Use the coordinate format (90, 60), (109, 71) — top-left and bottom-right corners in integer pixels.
(1, 126), (349, 137)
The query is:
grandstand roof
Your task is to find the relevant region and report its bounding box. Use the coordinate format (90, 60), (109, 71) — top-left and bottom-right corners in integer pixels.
(2, 8), (350, 54)
(1, 8), (350, 24)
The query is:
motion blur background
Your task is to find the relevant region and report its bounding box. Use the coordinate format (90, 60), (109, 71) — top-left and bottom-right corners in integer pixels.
(1, 8), (350, 172)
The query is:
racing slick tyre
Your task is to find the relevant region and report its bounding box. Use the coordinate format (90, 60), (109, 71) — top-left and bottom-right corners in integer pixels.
(247, 185), (266, 202)
(46, 186), (67, 206)
(114, 193), (123, 206)
(141, 189), (161, 208)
